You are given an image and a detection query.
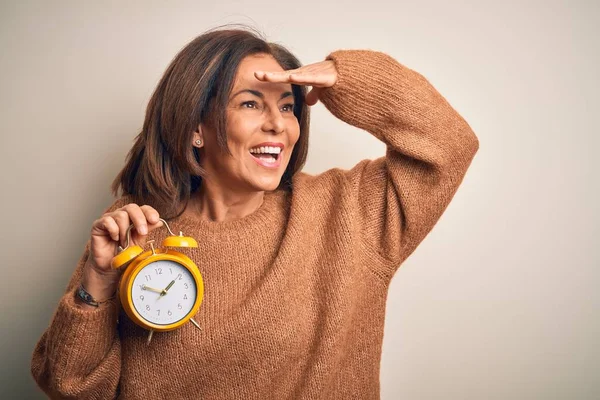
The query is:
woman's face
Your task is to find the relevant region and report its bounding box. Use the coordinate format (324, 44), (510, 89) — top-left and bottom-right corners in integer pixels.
(197, 53), (300, 193)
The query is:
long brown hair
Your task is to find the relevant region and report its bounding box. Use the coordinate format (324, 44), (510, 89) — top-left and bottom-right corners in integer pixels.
(111, 25), (310, 219)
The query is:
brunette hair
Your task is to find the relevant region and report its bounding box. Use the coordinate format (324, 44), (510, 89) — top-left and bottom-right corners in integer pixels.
(111, 25), (310, 219)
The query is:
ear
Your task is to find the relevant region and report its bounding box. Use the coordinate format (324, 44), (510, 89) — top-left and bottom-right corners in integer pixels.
(192, 124), (204, 148)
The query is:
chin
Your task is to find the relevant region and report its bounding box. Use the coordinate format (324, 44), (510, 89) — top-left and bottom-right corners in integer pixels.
(258, 181), (281, 192)
(251, 176), (282, 192)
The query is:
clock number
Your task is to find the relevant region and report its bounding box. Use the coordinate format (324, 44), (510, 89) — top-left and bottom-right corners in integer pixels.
(140, 295), (144, 301)
(144, 275), (151, 282)
(168, 310), (172, 316)
(184, 283), (188, 289)
(183, 294), (188, 300)
(178, 303), (182, 310)
(157, 310), (160, 316)
(155, 268), (162, 275)
(146, 305), (150, 311)
(177, 273), (182, 280)
(169, 268), (173, 275)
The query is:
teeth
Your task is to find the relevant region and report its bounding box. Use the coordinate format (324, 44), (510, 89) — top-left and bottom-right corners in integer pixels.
(249, 146), (282, 154)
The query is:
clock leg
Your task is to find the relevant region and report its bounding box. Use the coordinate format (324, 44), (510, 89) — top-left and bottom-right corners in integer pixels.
(147, 329), (154, 345)
(190, 318), (203, 331)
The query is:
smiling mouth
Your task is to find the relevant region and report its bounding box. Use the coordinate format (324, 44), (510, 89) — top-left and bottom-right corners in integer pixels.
(249, 147), (283, 168)
(249, 148), (282, 162)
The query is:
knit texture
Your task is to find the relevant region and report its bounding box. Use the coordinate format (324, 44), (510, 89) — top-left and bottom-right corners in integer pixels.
(31, 49), (479, 399)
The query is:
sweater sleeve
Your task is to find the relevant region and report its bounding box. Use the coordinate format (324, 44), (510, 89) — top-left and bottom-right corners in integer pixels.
(31, 196), (132, 399)
(318, 50), (479, 277)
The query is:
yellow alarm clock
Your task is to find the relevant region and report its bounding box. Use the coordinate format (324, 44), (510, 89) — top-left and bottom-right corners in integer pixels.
(111, 219), (204, 344)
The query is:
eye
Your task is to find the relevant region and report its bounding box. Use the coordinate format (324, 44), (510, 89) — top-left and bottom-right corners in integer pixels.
(281, 103), (295, 112)
(241, 100), (259, 109)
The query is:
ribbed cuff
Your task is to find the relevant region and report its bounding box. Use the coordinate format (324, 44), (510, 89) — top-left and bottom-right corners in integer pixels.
(46, 287), (119, 379)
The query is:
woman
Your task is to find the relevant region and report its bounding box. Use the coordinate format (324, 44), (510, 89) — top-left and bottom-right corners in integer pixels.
(31, 26), (479, 399)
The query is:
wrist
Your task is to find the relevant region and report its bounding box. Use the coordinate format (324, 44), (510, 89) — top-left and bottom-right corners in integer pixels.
(74, 283), (115, 310)
(82, 261), (119, 300)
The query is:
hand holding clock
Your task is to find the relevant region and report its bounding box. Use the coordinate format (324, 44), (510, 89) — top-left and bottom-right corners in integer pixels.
(80, 204), (163, 307)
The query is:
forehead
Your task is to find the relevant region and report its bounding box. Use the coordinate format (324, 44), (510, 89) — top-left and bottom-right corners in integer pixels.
(231, 54), (292, 94)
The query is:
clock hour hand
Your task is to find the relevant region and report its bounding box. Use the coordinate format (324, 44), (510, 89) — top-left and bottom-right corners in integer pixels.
(160, 280), (176, 296)
(141, 285), (163, 294)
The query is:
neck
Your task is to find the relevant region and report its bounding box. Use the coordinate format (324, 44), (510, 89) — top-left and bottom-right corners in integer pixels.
(187, 179), (265, 223)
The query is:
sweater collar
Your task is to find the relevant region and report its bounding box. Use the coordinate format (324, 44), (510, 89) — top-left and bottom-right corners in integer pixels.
(168, 189), (288, 239)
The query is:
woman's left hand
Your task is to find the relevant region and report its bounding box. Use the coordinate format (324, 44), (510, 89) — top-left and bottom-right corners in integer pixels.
(254, 60), (338, 106)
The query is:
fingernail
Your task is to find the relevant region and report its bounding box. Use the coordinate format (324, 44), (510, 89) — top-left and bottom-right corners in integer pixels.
(139, 225), (147, 235)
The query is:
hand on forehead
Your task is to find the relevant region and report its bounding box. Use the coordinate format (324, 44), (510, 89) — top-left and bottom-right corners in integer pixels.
(232, 54), (293, 97)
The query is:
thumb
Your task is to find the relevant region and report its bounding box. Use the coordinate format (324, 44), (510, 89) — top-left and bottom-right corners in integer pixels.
(305, 87), (323, 106)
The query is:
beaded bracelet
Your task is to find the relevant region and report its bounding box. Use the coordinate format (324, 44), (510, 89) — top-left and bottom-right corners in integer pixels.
(76, 283), (115, 307)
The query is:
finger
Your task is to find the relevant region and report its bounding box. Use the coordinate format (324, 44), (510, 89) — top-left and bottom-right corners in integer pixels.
(110, 209), (132, 247)
(140, 205), (162, 228)
(254, 68), (300, 81)
(256, 71), (333, 87)
(289, 73), (334, 87)
(254, 71), (267, 80)
(110, 205), (144, 247)
(273, 72), (330, 86)
(305, 87), (323, 106)
(122, 204), (149, 236)
(93, 216), (120, 242)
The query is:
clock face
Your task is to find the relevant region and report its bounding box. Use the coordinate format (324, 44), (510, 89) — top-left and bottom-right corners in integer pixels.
(131, 260), (197, 325)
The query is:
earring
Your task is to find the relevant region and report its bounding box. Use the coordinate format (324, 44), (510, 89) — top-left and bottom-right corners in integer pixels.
(195, 139), (202, 146)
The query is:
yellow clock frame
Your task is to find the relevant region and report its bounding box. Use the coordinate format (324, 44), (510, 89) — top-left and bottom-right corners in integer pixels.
(111, 219), (204, 343)
(119, 249), (204, 332)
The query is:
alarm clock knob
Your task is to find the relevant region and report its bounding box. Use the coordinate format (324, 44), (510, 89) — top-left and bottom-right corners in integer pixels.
(161, 232), (198, 248)
(111, 245), (144, 269)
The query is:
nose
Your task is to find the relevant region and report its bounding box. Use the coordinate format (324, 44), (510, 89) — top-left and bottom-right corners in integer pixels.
(262, 107), (285, 135)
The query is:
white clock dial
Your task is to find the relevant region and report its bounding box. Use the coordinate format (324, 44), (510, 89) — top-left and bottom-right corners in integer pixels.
(131, 260), (197, 325)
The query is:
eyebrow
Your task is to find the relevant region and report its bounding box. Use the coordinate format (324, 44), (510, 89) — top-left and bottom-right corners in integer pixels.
(231, 89), (294, 101)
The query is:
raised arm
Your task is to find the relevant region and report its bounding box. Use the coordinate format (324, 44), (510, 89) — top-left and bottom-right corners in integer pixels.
(318, 50), (479, 277)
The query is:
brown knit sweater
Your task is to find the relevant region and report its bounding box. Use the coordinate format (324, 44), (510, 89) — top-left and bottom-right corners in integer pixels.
(31, 49), (479, 399)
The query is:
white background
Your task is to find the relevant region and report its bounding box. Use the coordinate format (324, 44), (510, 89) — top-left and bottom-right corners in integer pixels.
(1, 1), (598, 398)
